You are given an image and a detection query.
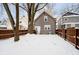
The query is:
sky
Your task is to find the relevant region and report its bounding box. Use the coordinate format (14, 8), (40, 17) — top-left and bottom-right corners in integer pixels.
(53, 3), (75, 16)
(0, 3), (26, 20)
(0, 3), (76, 20)
(53, 3), (67, 15)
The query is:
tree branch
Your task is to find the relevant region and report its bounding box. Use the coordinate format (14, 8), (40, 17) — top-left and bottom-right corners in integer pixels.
(36, 3), (48, 12)
(12, 3), (28, 12)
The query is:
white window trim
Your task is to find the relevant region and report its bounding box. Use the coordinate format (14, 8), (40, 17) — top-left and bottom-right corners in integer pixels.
(44, 25), (51, 30)
(44, 16), (48, 22)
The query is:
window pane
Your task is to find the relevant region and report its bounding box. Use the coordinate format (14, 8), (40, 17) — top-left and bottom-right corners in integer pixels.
(44, 16), (48, 22)
(75, 24), (79, 27)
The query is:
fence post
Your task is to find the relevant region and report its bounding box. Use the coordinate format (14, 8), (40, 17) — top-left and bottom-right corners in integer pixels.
(64, 29), (66, 40)
(75, 29), (79, 50)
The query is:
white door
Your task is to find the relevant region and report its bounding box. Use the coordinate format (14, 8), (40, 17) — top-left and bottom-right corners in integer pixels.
(35, 26), (41, 34)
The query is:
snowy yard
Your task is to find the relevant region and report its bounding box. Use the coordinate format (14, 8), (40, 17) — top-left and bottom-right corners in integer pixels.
(0, 34), (79, 55)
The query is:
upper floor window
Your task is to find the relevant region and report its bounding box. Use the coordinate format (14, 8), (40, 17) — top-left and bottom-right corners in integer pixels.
(20, 21), (22, 23)
(75, 24), (79, 27)
(44, 16), (48, 22)
(64, 18), (68, 21)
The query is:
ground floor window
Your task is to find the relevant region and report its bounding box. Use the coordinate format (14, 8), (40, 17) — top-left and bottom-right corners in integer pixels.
(44, 25), (51, 30)
(75, 24), (79, 27)
(75, 24), (79, 29)
(67, 24), (71, 28)
(61, 25), (65, 28)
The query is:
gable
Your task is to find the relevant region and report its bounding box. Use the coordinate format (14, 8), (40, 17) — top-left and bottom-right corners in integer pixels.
(35, 12), (56, 23)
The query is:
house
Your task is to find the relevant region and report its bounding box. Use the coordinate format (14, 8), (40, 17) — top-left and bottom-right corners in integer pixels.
(34, 11), (56, 34)
(19, 16), (28, 30)
(4, 16), (28, 30)
(57, 12), (79, 29)
(0, 19), (7, 30)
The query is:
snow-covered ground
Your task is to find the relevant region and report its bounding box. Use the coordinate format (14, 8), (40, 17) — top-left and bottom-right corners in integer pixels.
(0, 34), (79, 55)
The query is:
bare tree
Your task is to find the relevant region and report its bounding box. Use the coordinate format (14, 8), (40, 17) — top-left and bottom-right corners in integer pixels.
(14, 3), (48, 33)
(14, 3), (19, 41)
(3, 3), (19, 41)
(3, 3), (15, 30)
(3, 3), (47, 41)
(60, 3), (79, 15)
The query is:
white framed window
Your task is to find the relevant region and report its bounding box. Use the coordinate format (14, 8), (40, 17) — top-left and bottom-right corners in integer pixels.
(75, 24), (79, 27)
(75, 24), (79, 29)
(44, 25), (51, 30)
(0, 21), (1, 23)
(44, 16), (48, 22)
(64, 18), (67, 21)
(19, 20), (22, 23)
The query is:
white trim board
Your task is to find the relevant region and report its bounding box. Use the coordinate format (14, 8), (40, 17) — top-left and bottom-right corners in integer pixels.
(63, 15), (79, 18)
(63, 22), (79, 24)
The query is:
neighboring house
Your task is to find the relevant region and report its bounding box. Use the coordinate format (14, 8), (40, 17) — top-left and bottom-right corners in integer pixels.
(6, 16), (28, 30)
(56, 16), (62, 29)
(0, 19), (7, 30)
(57, 12), (79, 29)
(19, 16), (28, 30)
(34, 11), (56, 34)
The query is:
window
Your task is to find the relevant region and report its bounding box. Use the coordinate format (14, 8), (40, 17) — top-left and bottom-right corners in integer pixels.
(44, 25), (51, 30)
(20, 21), (22, 23)
(48, 27), (50, 30)
(65, 18), (67, 21)
(75, 24), (79, 27)
(67, 24), (71, 28)
(61, 25), (65, 28)
(45, 27), (47, 30)
(44, 16), (48, 22)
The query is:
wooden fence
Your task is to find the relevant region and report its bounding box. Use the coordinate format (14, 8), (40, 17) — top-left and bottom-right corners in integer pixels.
(0, 30), (28, 39)
(56, 28), (79, 48)
(56, 29), (66, 38)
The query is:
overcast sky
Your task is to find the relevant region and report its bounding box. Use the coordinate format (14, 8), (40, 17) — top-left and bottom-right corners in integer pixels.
(53, 3), (74, 16)
(0, 3), (76, 20)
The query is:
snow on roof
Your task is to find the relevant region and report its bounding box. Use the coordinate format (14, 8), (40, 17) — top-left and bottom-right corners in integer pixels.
(63, 22), (79, 24)
(0, 25), (7, 27)
(63, 15), (79, 18)
(62, 12), (79, 16)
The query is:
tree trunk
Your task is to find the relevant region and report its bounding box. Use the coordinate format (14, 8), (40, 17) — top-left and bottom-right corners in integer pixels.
(3, 3), (15, 30)
(27, 4), (35, 34)
(14, 3), (19, 41)
(28, 18), (34, 34)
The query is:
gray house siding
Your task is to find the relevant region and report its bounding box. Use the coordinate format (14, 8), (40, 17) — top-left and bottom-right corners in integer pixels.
(62, 16), (79, 23)
(57, 12), (79, 29)
(34, 12), (56, 34)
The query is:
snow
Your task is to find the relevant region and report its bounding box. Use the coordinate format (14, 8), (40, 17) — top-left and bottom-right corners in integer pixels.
(0, 34), (79, 55)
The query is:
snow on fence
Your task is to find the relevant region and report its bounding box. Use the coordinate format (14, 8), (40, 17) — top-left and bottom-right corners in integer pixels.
(56, 28), (79, 48)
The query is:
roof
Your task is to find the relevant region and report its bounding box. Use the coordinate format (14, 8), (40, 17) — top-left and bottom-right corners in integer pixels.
(35, 11), (56, 22)
(0, 25), (7, 27)
(62, 12), (79, 16)
(0, 20), (7, 25)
